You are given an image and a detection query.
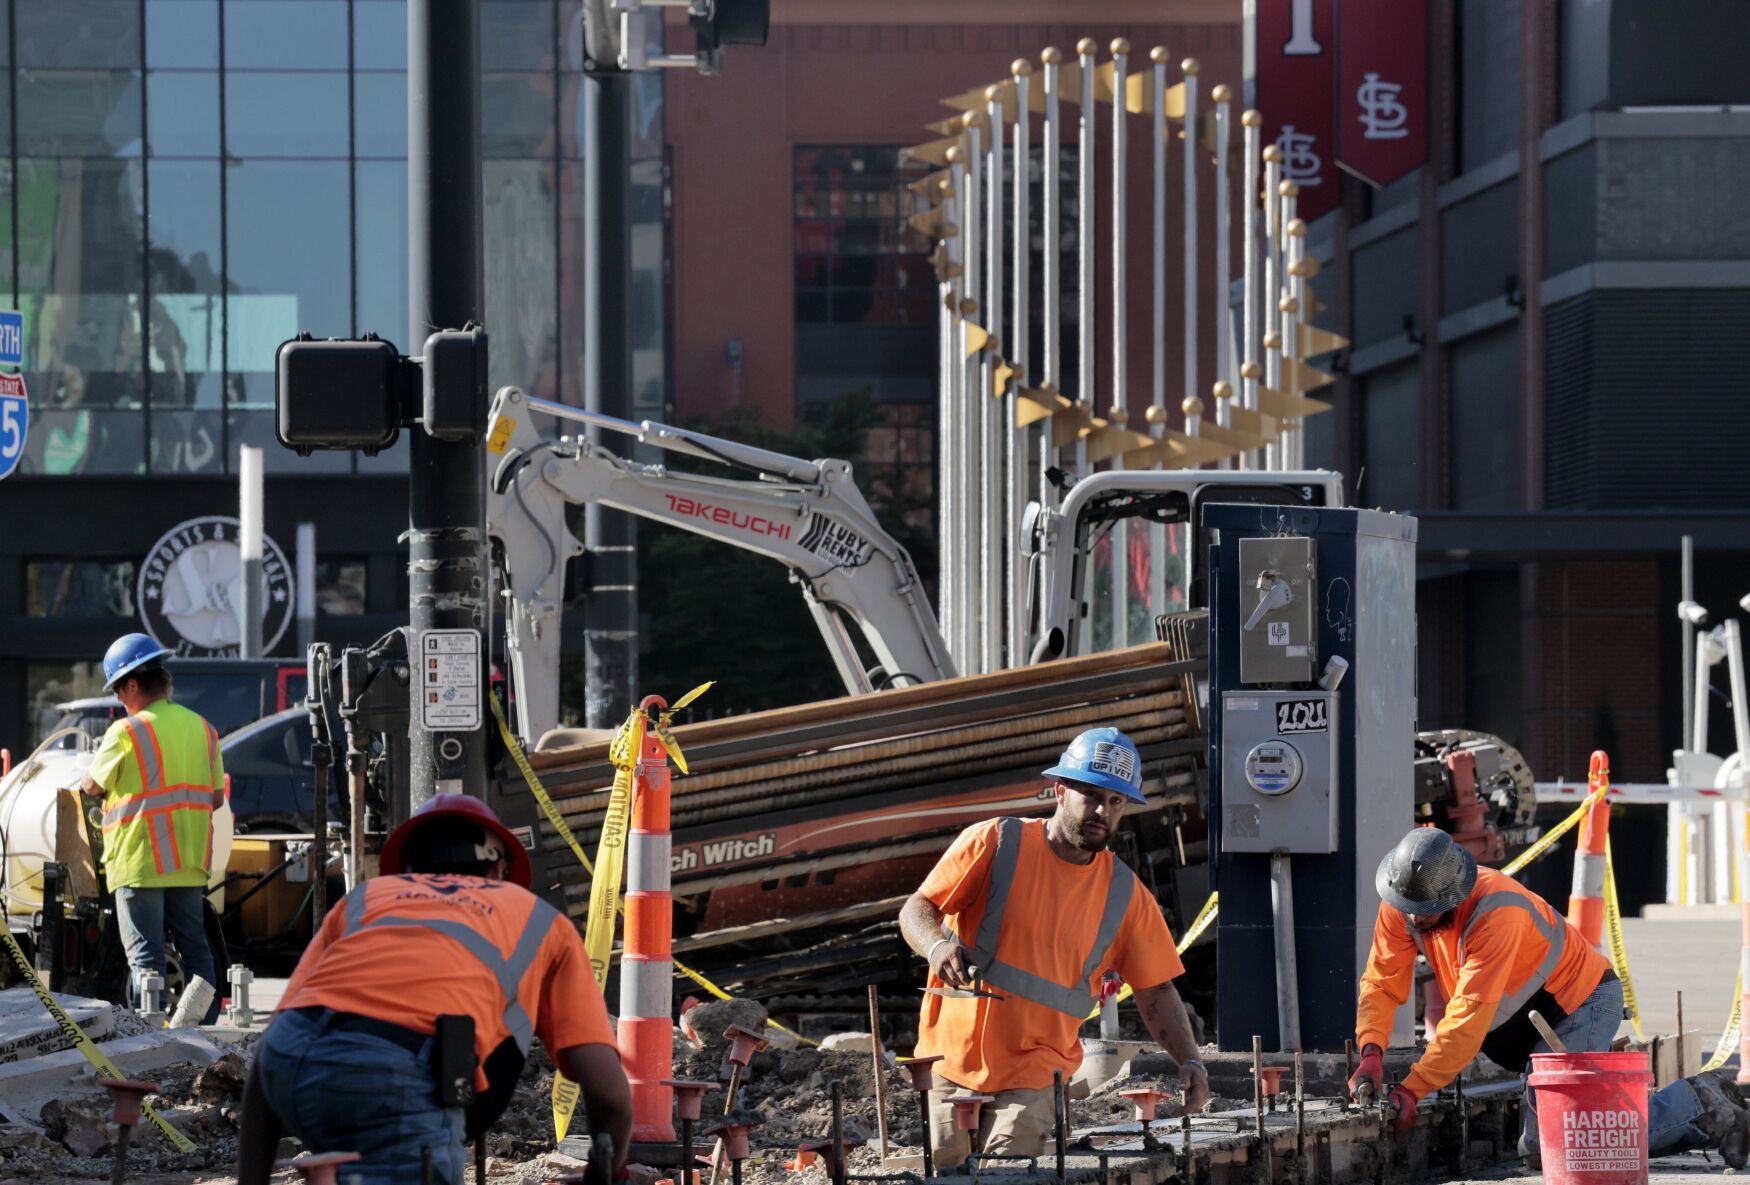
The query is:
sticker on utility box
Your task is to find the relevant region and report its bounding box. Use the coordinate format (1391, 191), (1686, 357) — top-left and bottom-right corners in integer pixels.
(1274, 698), (1329, 734)
(1267, 621), (1290, 646)
(420, 628), (482, 731)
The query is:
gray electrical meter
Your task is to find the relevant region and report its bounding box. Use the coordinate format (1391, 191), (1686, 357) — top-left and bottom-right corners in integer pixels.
(1220, 690), (1338, 853)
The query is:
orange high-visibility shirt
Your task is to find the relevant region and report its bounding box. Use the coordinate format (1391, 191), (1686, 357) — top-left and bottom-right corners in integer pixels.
(1356, 866), (1610, 1098)
(282, 875), (614, 1086)
(912, 818), (1184, 1093)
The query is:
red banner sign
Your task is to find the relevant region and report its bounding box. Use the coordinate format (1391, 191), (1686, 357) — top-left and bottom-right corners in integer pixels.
(1336, 0), (1428, 188)
(1255, 0), (1338, 221)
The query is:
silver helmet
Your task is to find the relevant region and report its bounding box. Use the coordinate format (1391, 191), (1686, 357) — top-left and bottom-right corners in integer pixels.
(1375, 827), (1477, 916)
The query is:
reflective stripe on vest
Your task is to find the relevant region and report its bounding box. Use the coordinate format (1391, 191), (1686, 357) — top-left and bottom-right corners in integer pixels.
(965, 817), (1136, 1018)
(1458, 890), (1566, 1028)
(342, 883), (558, 1055)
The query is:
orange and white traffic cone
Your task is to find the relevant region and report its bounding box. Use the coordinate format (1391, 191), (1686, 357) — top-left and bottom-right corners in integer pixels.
(1567, 750), (1611, 950)
(621, 695), (678, 1142)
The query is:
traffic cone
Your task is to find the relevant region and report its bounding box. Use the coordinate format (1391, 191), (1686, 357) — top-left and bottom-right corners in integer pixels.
(1566, 751), (1611, 949)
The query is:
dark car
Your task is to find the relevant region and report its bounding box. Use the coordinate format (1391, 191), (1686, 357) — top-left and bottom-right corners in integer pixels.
(49, 658), (308, 750)
(220, 707), (345, 833)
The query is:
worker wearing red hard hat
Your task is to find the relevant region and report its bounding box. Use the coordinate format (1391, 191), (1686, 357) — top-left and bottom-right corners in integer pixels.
(236, 795), (631, 1185)
(900, 728), (1210, 1170)
(1351, 826), (1749, 1167)
(71, 633), (223, 1023)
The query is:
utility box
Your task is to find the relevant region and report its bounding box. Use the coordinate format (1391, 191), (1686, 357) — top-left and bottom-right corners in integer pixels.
(1206, 504), (1418, 1052)
(1220, 690), (1338, 854)
(1236, 536), (1317, 683)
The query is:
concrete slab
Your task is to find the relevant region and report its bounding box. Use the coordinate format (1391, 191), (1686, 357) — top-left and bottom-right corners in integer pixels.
(0, 1028), (229, 1123)
(0, 986), (114, 1063)
(1619, 915), (1740, 1049)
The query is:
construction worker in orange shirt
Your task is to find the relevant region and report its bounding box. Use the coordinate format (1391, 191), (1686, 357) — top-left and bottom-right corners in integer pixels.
(900, 728), (1210, 1170)
(1350, 826), (1748, 1168)
(236, 795), (632, 1185)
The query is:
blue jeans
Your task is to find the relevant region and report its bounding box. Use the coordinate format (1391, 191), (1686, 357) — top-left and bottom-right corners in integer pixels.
(1520, 975), (1708, 1159)
(114, 885), (219, 1023)
(256, 1007), (467, 1185)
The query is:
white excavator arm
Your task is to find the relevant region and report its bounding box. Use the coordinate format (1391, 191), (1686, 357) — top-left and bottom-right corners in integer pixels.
(485, 386), (956, 743)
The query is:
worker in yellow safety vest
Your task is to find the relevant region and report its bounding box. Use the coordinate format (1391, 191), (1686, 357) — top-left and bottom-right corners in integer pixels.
(69, 633), (223, 1021)
(1351, 826), (1749, 1168)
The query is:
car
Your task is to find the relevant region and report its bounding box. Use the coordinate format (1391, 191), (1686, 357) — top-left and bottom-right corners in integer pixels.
(47, 658), (308, 749)
(221, 707), (346, 833)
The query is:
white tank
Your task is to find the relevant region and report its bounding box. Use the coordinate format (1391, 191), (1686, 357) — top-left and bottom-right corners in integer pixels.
(0, 732), (234, 920)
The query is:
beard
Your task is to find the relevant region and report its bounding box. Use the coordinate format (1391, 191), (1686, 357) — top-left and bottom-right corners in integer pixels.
(1412, 910), (1456, 934)
(1060, 814), (1112, 852)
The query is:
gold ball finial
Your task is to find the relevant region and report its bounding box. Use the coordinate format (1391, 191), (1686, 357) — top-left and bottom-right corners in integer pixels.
(987, 335), (1002, 353)
(1149, 46), (1170, 64)
(1213, 380), (1234, 401)
(959, 298), (979, 316)
(1111, 38), (1130, 56)
(985, 84), (1003, 102)
(1262, 145), (1284, 163)
(1262, 331), (1281, 349)
(1011, 58), (1033, 78)
(1297, 256), (1323, 279)
(945, 146), (962, 164)
(1286, 217), (1307, 237)
(942, 262), (963, 279)
(1279, 179), (1300, 198)
(962, 111), (980, 131)
(1041, 46), (1063, 65)
(1241, 361), (1263, 380)
(1181, 57), (1201, 75)
(1107, 403), (1126, 421)
(1279, 295), (1300, 313)
(1242, 109), (1262, 127)
(937, 182), (955, 198)
(1076, 37), (1099, 56)
(1211, 84), (1231, 102)
(1010, 362), (1025, 379)
(1182, 395), (1204, 417)
(1144, 404), (1168, 424)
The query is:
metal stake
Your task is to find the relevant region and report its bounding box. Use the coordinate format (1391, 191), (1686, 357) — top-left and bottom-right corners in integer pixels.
(831, 1079), (848, 1185)
(109, 1123), (131, 1185)
(1343, 1039), (1355, 1113)
(1294, 1050), (1305, 1169)
(918, 1087), (934, 1180)
(475, 1135), (486, 1185)
(1053, 1069), (1067, 1184)
(868, 985), (890, 1161)
(311, 737), (329, 927)
(1253, 1035), (1268, 1182)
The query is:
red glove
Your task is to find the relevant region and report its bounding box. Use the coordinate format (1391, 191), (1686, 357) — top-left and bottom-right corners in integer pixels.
(1347, 1044), (1384, 1102)
(1386, 1084), (1417, 1131)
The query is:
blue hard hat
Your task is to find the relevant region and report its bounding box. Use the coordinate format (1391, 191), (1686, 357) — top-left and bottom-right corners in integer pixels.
(102, 633), (174, 691)
(1042, 727), (1147, 803)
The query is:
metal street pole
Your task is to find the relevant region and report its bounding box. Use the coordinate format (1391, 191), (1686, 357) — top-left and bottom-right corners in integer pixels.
(238, 445), (264, 659)
(580, 62), (640, 728)
(407, 0), (488, 805)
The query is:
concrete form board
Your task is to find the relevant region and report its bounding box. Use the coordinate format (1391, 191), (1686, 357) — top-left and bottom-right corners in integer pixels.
(0, 987), (114, 1064)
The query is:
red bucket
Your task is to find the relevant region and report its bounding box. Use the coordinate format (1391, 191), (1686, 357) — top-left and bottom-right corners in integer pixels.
(1528, 1051), (1653, 1185)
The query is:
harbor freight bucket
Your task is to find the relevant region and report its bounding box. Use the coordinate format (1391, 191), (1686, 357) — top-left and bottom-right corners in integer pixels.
(1528, 1051), (1653, 1185)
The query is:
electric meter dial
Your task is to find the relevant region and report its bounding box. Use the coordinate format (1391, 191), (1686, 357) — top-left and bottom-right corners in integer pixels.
(1244, 740), (1303, 796)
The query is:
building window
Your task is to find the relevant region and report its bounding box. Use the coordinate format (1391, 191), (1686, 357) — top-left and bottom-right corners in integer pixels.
(793, 146), (935, 328)
(858, 403), (936, 533)
(24, 559), (138, 618)
(1456, 0), (1523, 173)
(317, 559), (368, 617)
(27, 660), (109, 745)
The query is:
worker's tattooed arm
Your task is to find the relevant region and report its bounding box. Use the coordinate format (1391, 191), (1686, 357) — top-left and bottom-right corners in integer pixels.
(899, 893), (973, 988)
(1134, 979), (1211, 1114)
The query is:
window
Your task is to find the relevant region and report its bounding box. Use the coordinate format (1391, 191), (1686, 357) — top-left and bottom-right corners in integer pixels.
(317, 560), (368, 616)
(1360, 362), (1421, 512)
(1448, 326), (1522, 511)
(793, 147), (935, 327)
(1457, 0), (1523, 172)
(858, 403), (936, 532)
(27, 661), (110, 747)
(25, 560), (138, 618)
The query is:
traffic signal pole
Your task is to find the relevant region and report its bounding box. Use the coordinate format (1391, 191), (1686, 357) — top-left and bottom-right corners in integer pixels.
(580, 59), (639, 729)
(407, 0), (489, 804)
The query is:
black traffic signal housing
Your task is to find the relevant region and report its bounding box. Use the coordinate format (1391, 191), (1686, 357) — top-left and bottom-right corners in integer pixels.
(692, 0), (768, 55)
(275, 334), (402, 456)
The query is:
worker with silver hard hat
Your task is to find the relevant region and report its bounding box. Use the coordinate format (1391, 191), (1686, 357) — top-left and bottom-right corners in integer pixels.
(899, 727), (1209, 1170)
(236, 794), (631, 1185)
(70, 633), (222, 1022)
(1351, 825), (1748, 1166)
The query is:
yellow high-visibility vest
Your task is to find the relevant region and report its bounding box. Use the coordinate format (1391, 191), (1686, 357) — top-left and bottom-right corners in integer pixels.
(90, 702), (224, 889)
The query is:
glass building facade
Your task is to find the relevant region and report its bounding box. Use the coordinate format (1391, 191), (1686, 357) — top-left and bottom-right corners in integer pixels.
(0, 0), (666, 478)
(0, 0), (667, 743)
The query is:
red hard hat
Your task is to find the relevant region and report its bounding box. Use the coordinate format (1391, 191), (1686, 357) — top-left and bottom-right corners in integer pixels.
(379, 794), (533, 889)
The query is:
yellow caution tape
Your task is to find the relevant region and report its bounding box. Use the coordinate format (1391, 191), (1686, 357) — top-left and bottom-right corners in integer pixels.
(551, 1073), (582, 1142)
(1704, 972), (1742, 1073)
(584, 763), (633, 989)
(1602, 837), (1646, 1042)
(1501, 780), (1610, 878)
(1085, 891), (1220, 1020)
(489, 693), (594, 873)
(0, 927), (197, 1153)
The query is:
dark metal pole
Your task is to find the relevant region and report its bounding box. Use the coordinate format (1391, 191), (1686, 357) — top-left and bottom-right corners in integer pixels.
(580, 60), (639, 729)
(310, 738), (330, 926)
(407, 0), (488, 806)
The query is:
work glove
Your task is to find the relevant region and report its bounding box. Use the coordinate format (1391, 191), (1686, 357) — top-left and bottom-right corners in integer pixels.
(1386, 1084), (1417, 1132)
(1347, 1043), (1384, 1103)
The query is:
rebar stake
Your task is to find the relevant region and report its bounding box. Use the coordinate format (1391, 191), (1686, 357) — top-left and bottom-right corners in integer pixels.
(1343, 1039), (1355, 1113)
(1294, 1050), (1305, 1169)
(276, 1150), (363, 1185)
(831, 1079), (848, 1185)
(899, 1057), (944, 1180)
(97, 1078), (159, 1185)
(1053, 1069), (1067, 1184)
